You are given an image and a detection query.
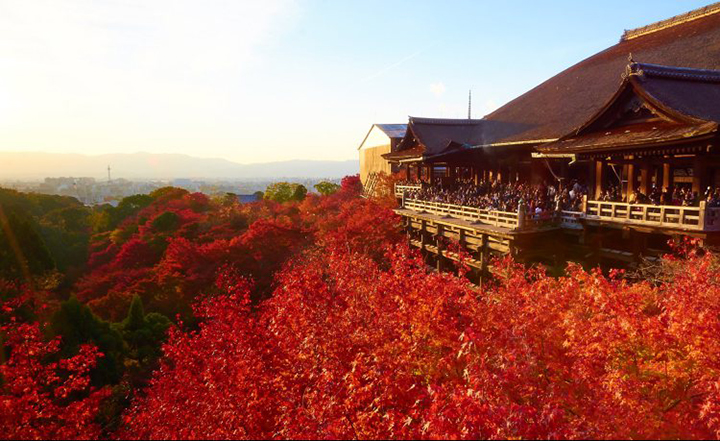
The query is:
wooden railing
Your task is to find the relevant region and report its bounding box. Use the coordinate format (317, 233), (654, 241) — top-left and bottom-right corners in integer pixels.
(396, 185), (720, 233)
(402, 199), (531, 230)
(559, 210), (584, 230)
(585, 200), (720, 231)
(395, 184), (422, 198)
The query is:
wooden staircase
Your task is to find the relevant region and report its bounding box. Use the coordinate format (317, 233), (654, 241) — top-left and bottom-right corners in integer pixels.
(362, 172), (379, 198)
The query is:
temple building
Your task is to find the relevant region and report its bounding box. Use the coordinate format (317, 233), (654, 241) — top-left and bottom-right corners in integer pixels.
(365, 3), (720, 277)
(358, 123), (406, 185)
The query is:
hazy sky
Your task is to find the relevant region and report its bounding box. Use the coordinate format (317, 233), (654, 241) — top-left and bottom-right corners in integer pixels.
(0, 0), (711, 163)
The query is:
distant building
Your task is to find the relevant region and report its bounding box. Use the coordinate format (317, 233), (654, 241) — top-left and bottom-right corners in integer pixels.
(237, 194), (261, 204)
(357, 123), (406, 184)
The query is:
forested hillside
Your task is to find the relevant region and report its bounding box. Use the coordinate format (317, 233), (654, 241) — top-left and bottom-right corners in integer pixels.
(2, 176), (720, 439)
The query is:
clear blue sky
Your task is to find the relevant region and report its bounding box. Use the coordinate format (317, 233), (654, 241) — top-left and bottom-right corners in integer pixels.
(0, 0), (711, 164)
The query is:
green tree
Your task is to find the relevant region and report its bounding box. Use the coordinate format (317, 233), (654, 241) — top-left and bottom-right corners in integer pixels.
(151, 211), (180, 233)
(111, 194), (154, 228)
(90, 207), (113, 233)
(314, 181), (340, 196)
(115, 295), (170, 366)
(264, 182), (308, 203)
(149, 187), (189, 202)
(291, 184), (308, 201)
(0, 209), (55, 279)
(50, 296), (126, 386)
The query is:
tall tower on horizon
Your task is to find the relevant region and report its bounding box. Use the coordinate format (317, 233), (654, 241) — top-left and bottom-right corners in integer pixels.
(107, 165), (111, 182)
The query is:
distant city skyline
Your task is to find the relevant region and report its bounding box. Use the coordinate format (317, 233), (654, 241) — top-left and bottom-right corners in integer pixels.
(0, 0), (711, 165)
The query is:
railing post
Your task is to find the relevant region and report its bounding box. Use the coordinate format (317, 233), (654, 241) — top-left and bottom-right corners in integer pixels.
(517, 204), (526, 230)
(582, 194), (588, 214)
(699, 201), (707, 230)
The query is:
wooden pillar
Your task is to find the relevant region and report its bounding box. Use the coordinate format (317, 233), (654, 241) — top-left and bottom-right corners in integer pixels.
(693, 155), (708, 195)
(530, 159), (544, 186)
(639, 161), (651, 195)
(560, 161), (569, 186)
(594, 160), (604, 200)
(405, 165), (411, 181)
(626, 159), (636, 201)
(663, 162), (672, 191)
(480, 234), (488, 286)
(415, 164), (421, 182)
(436, 225), (444, 272)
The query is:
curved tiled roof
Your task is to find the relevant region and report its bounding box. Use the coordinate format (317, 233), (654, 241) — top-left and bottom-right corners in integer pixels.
(384, 117), (485, 161)
(536, 62), (720, 156)
(483, 4), (720, 145)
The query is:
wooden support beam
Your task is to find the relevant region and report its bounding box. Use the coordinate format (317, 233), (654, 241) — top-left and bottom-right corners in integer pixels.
(480, 234), (488, 280)
(436, 225), (444, 272)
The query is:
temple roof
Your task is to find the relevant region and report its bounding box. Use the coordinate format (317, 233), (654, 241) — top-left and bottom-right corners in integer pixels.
(383, 117), (485, 162)
(357, 123), (407, 151)
(374, 124), (407, 139)
(536, 62), (720, 157)
(630, 62), (720, 122)
(482, 3), (720, 146)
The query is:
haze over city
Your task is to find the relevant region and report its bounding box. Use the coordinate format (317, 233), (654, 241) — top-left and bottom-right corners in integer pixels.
(0, 0), (710, 169)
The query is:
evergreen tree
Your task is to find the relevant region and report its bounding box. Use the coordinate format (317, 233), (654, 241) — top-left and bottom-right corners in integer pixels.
(116, 295), (170, 367)
(0, 209), (55, 279)
(50, 296), (125, 386)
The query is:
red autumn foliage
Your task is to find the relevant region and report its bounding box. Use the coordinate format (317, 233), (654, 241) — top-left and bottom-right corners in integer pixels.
(0, 298), (109, 440)
(6, 180), (720, 440)
(116, 237), (720, 439)
(340, 174), (363, 195)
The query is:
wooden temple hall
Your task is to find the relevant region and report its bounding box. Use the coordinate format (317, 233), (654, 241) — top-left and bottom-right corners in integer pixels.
(368, 3), (720, 275)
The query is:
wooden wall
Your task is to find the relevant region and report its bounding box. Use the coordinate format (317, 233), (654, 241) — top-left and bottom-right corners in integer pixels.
(360, 144), (393, 184)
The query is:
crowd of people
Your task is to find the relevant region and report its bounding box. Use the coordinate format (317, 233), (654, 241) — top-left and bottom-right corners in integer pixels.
(598, 185), (720, 208)
(404, 179), (588, 215)
(402, 176), (720, 211)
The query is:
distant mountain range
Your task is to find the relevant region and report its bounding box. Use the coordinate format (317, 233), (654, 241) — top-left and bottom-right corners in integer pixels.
(0, 152), (359, 180)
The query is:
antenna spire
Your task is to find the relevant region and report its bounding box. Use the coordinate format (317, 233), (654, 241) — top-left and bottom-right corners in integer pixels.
(107, 165), (111, 182)
(468, 89), (472, 119)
